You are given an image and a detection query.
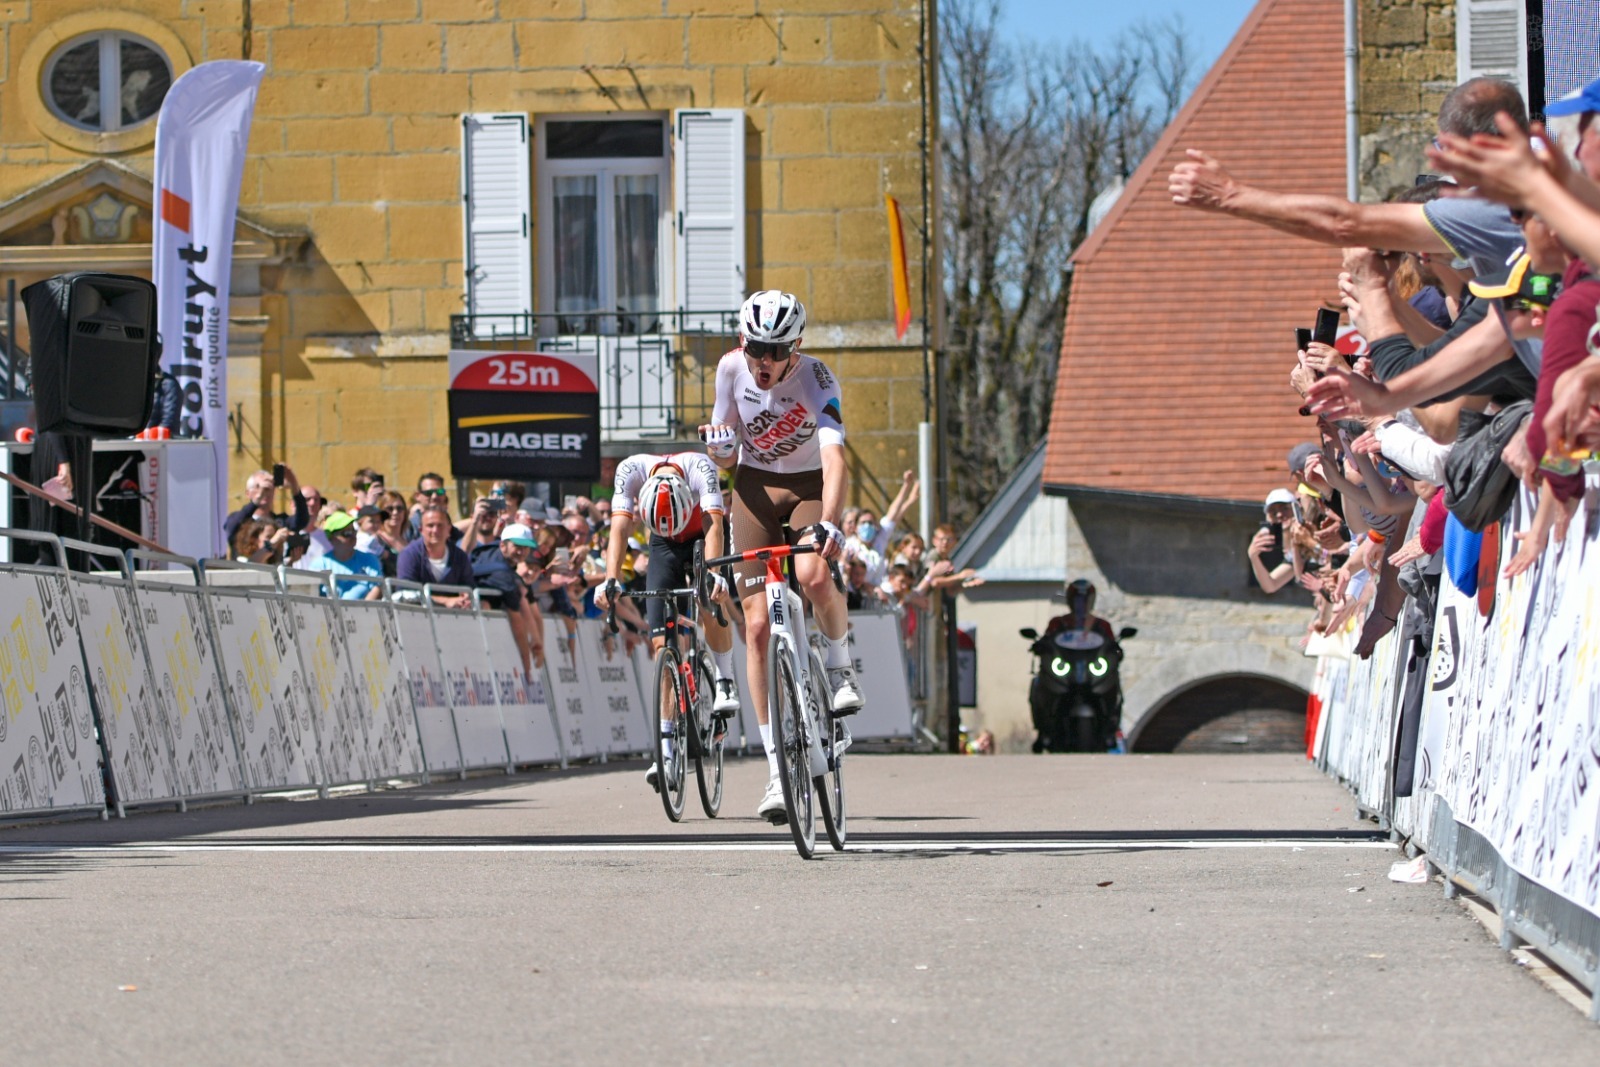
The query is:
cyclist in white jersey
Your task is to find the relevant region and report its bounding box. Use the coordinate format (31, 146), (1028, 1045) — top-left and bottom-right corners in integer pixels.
(699, 290), (862, 825)
(594, 452), (740, 792)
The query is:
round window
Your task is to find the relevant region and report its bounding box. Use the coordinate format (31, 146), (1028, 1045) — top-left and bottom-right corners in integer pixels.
(44, 33), (172, 133)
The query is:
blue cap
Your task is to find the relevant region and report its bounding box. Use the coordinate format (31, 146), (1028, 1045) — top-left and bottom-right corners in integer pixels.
(1545, 77), (1600, 118)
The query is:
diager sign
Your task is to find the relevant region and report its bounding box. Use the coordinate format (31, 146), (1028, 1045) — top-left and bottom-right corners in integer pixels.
(447, 350), (600, 480)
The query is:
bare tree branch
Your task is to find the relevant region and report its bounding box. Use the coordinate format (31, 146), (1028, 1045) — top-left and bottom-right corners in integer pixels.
(939, 0), (1198, 528)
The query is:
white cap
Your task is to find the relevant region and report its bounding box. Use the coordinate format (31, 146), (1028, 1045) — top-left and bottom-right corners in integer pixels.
(1264, 488), (1296, 512)
(500, 522), (538, 547)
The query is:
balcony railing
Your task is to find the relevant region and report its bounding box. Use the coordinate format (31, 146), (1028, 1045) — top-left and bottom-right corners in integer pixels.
(450, 309), (739, 443)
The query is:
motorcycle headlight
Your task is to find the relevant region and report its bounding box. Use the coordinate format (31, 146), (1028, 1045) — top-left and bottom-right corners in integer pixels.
(1049, 657), (1071, 677)
(1088, 657), (1109, 677)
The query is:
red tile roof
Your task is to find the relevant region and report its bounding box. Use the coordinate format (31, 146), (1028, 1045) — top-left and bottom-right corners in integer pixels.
(1041, 0), (1348, 504)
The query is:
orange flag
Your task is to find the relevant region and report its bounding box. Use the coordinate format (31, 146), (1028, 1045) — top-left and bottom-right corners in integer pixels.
(885, 195), (912, 339)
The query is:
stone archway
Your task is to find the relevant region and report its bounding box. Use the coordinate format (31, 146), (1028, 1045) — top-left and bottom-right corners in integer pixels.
(1128, 673), (1310, 753)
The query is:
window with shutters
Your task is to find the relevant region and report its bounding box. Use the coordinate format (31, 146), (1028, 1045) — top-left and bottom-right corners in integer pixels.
(461, 113), (533, 337)
(1457, 0), (1527, 95)
(536, 115), (670, 334)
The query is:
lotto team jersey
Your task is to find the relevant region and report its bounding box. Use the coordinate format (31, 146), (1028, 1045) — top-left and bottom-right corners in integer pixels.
(711, 350), (845, 473)
(612, 451), (724, 542)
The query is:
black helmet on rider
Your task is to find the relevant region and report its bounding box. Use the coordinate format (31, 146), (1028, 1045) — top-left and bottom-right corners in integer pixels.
(1066, 578), (1096, 619)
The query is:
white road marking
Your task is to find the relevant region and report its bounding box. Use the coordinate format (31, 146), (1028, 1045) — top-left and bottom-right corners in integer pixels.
(0, 839), (1396, 855)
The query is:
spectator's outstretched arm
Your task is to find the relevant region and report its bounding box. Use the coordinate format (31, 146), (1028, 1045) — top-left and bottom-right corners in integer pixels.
(1344, 444), (1417, 517)
(882, 470), (919, 539)
(1308, 313), (1513, 418)
(1168, 150), (1452, 252)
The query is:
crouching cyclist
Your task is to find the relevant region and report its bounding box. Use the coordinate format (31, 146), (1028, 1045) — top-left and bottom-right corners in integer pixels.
(594, 451), (740, 792)
(700, 289), (862, 825)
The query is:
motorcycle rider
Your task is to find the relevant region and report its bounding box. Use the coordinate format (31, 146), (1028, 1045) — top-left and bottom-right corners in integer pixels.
(1030, 578), (1126, 750)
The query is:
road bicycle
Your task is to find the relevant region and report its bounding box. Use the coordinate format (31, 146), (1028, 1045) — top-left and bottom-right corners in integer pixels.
(706, 528), (850, 859)
(606, 541), (726, 822)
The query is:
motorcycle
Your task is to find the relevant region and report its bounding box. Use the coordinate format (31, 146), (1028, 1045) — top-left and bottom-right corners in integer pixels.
(1020, 624), (1137, 753)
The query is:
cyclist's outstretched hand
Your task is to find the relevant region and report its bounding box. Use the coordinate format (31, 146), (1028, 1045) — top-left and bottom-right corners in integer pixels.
(816, 520), (845, 562)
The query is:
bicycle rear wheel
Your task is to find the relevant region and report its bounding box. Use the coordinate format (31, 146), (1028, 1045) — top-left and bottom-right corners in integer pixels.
(768, 632), (815, 858)
(693, 655), (723, 818)
(809, 648), (846, 851)
(651, 647), (689, 822)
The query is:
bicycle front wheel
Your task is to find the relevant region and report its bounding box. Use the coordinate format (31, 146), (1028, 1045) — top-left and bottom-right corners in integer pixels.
(652, 646), (689, 822)
(768, 631), (815, 858)
(809, 648), (846, 851)
(693, 654), (723, 818)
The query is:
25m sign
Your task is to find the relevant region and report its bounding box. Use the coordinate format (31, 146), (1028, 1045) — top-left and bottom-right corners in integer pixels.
(447, 350), (601, 480)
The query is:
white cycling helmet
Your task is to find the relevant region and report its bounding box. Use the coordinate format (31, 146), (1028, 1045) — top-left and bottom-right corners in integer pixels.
(739, 290), (806, 346)
(638, 468), (696, 539)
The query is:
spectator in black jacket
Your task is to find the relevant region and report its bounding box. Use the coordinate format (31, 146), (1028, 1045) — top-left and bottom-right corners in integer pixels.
(221, 465), (309, 549)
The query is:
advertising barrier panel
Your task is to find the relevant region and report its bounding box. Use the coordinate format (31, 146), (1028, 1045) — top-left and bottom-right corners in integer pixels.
(342, 604), (427, 780)
(576, 618), (650, 757)
(482, 618), (562, 766)
(840, 610), (918, 741)
(0, 568), (104, 813)
(74, 574), (181, 807)
(392, 603), (461, 775)
(431, 606), (511, 770)
(544, 619), (596, 760)
(133, 578), (243, 798)
(207, 589), (321, 792)
(285, 594), (372, 787)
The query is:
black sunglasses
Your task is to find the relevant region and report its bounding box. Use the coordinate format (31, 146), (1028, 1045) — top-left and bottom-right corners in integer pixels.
(744, 340), (795, 362)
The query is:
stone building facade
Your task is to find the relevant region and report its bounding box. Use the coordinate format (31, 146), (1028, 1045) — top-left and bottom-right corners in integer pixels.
(1357, 0), (1459, 202)
(0, 0), (936, 512)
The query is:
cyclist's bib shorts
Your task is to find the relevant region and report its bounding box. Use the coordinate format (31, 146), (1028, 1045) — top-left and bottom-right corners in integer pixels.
(728, 465), (824, 595)
(644, 534), (699, 637)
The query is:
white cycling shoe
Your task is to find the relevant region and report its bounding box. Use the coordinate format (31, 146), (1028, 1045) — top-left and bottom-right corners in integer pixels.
(827, 665), (863, 716)
(712, 677), (740, 718)
(645, 761), (661, 793)
(757, 777), (788, 824)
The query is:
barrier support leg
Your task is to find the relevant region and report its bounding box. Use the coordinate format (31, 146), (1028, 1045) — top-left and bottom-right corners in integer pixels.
(1589, 980), (1599, 1023)
(1443, 878), (1457, 900)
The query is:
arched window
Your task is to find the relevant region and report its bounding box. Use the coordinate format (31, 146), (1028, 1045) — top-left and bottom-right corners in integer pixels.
(44, 32), (172, 134)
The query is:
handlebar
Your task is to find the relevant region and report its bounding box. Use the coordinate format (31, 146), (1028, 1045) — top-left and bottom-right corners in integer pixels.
(703, 524), (845, 595)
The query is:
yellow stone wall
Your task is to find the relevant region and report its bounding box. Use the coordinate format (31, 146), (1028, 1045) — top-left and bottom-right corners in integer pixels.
(0, 0), (935, 516)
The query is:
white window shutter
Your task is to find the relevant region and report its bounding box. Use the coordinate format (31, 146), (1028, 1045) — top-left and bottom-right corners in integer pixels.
(1457, 0), (1527, 94)
(461, 113), (532, 337)
(673, 109), (746, 331)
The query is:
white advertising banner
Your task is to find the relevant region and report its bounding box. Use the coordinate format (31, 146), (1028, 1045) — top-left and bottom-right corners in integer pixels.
(75, 577), (181, 805)
(134, 582), (243, 798)
(544, 619), (596, 759)
(0, 570), (104, 813)
(342, 605), (426, 779)
(577, 618), (650, 756)
(393, 605), (460, 775)
(432, 608), (510, 770)
(152, 60), (265, 556)
(482, 619), (562, 766)
(286, 596), (372, 786)
(208, 591), (320, 791)
(839, 611), (918, 741)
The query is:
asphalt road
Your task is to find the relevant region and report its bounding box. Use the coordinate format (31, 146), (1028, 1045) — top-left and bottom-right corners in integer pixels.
(0, 753), (1594, 1066)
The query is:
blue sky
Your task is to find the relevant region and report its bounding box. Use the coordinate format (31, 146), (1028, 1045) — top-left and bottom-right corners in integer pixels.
(999, 0), (1260, 71)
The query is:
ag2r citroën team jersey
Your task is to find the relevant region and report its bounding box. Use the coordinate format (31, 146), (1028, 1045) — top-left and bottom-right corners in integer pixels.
(711, 350), (846, 473)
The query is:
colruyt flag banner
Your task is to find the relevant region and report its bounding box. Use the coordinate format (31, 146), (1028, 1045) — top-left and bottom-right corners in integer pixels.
(152, 60), (264, 555)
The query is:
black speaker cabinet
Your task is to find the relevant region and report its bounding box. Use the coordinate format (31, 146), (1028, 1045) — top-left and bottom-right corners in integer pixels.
(22, 272), (158, 436)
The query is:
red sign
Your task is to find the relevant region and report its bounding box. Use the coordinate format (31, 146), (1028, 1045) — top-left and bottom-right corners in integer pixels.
(448, 352), (597, 393)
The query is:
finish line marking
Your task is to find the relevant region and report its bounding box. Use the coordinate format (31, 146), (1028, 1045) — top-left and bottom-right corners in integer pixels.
(0, 839), (1397, 855)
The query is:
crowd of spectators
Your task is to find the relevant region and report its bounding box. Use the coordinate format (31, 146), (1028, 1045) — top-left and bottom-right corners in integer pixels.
(1180, 74), (1600, 657)
(220, 459), (986, 685)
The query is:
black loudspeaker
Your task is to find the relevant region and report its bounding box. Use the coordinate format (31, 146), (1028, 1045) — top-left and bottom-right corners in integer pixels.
(22, 272), (158, 436)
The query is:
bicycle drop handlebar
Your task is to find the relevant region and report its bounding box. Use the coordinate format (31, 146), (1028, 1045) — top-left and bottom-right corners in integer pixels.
(703, 524), (846, 595)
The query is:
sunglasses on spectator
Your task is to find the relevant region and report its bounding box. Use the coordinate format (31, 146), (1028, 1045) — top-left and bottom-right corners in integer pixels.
(744, 340), (795, 362)
(422, 488), (448, 497)
(330, 528), (357, 540)
(1508, 298), (1548, 313)
(1508, 207), (1532, 225)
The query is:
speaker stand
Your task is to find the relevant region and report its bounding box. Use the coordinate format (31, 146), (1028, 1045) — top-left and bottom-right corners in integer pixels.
(68, 433), (93, 572)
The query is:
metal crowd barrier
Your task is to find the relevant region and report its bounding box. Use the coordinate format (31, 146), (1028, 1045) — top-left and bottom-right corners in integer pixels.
(1310, 483), (1600, 1022)
(0, 527), (924, 824)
